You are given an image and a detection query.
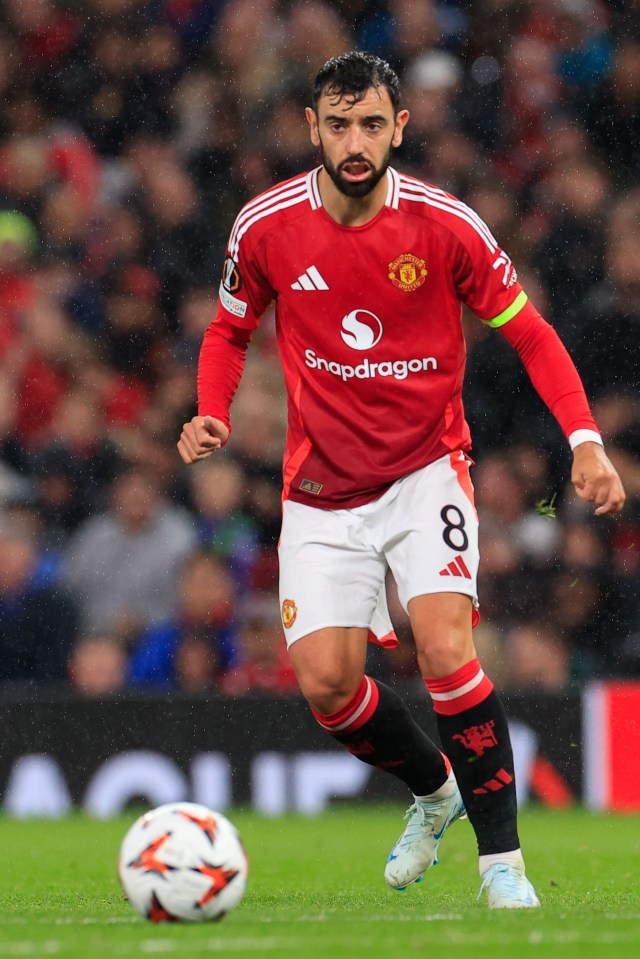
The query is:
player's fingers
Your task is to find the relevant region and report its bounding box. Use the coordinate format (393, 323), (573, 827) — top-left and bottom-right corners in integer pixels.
(177, 439), (215, 463)
(570, 463), (588, 493)
(202, 415), (230, 446)
(197, 435), (222, 450)
(572, 475), (597, 500)
(572, 468), (614, 503)
(574, 470), (625, 514)
(177, 436), (203, 464)
(177, 439), (192, 464)
(594, 478), (626, 515)
(193, 423), (222, 448)
(177, 425), (219, 463)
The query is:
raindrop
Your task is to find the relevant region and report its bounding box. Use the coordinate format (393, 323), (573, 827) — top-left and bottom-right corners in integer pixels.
(471, 56), (502, 86)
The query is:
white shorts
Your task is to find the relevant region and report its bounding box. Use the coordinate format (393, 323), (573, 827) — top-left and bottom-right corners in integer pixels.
(278, 451), (479, 646)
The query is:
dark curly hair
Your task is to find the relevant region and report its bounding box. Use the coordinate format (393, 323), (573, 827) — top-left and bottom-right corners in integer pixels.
(312, 51), (401, 115)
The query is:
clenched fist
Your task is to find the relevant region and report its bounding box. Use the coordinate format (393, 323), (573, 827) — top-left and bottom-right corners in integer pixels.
(571, 441), (626, 515)
(177, 415), (230, 464)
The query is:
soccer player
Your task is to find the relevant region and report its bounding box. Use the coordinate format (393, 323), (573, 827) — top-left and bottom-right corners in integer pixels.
(178, 52), (625, 908)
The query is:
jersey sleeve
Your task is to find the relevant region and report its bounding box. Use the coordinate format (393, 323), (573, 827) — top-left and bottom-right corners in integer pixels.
(197, 217), (275, 426)
(498, 299), (601, 444)
(197, 319), (250, 428)
(450, 206), (529, 327)
(217, 223), (274, 332)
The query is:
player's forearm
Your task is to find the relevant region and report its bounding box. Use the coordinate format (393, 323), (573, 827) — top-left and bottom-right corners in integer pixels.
(499, 302), (600, 442)
(197, 319), (251, 429)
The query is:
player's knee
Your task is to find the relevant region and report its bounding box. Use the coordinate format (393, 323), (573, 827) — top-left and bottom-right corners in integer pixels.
(416, 634), (475, 679)
(410, 594), (475, 677)
(299, 672), (362, 715)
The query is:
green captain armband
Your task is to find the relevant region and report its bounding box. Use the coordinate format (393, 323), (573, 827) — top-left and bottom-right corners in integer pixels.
(484, 290), (529, 329)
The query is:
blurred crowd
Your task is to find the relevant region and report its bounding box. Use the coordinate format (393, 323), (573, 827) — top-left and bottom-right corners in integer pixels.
(1, 0), (639, 698)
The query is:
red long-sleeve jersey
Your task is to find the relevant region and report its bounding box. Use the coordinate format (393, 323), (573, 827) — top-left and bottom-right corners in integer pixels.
(198, 167), (599, 509)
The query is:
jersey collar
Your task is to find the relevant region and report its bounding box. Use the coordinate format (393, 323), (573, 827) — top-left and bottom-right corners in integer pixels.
(307, 167), (401, 210)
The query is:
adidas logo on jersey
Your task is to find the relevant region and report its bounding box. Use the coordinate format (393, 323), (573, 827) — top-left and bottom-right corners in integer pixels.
(291, 266), (329, 290)
(439, 556), (472, 579)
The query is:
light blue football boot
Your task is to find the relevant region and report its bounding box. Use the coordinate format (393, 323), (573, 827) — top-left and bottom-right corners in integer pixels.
(478, 862), (540, 908)
(384, 787), (466, 890)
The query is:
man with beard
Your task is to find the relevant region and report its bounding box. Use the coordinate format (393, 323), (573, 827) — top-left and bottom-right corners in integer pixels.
(178, 52), (624, 908)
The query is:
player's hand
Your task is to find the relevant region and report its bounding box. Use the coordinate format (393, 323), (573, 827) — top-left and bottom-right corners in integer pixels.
(571, 441), (626, 515)
(177, 415), (230, 464)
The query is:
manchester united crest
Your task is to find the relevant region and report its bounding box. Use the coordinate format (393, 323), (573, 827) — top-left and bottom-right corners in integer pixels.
(388, 253), (428, 291)
(281, 598), (298, 629)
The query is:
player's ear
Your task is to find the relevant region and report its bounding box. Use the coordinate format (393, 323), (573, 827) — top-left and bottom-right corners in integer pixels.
(306, 107), (321, 147)
(392, 109), (410, 148)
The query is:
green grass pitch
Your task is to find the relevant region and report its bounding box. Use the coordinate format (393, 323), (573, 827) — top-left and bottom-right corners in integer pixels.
(0, 806), (639, 958)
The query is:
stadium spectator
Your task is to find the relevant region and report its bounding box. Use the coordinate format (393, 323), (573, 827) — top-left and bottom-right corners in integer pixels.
(546, 565), (610, 678)
(63, 466), (197, 639)
(0, 211), (39, 367)
(31, 389), (121, 542)
(227, 354), (287, 552)
(189, 456), (260, 591)
(135, 153), (214, 325)
(127, 550), (238, 689)
(568, 215), (640, 403)
(0, 524), (78, 682)
(474, 450), (560, 567)
(578, 37), (640, 188)
(213, 0), (281, 112)
(172, 286), (216, 367)
(532, 157), (610, 325)
(384, 0), (443, 72)
(402, 50), (464, 166)
(68, 633), (127, 696)
(502, 622), (571, 692)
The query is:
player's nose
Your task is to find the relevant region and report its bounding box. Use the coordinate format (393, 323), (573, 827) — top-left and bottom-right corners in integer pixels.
(344, 126), (366, 154)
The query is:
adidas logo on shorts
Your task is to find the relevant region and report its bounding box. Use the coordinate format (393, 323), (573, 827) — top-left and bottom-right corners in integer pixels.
(438, 556), (472, 579)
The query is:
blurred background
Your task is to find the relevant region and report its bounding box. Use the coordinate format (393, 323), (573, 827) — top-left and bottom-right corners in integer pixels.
(1, 0), (639, 701)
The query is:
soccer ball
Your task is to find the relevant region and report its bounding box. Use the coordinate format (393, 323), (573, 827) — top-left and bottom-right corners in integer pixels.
(118, 802), (248, 923)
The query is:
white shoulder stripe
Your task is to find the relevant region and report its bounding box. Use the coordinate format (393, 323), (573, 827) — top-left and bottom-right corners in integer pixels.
(230, 192), (310, 258)
(235, 174), (309, 221)
(416, 181), (498, 248)
(399, 188), (497, 252)
(398, 177), (497, 251)
(399, 176), (498, 246)
(385, 167), (401, 209)
(229, 180), (308, 254)
(308, 167), (322, 209)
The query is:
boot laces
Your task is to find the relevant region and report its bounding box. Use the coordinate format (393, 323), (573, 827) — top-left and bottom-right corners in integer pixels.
(397, 800), (439, 847)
